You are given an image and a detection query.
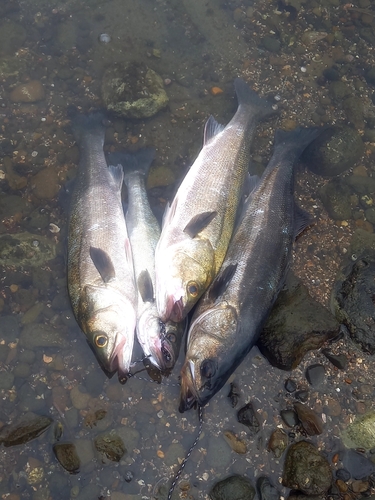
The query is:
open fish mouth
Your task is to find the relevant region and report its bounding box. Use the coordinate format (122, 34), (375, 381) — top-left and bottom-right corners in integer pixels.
(169, 297), (184, 322)
(179, 363), (198, 413)
(109, 337), (130, 382)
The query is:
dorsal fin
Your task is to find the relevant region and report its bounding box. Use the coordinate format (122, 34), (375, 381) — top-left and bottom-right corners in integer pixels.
(203, 116), (225, 145)
(138, 269), (154, 303)
(89, 247), (116, 283)
(183, 211), (217, 238)
(208, 263), (238, 301)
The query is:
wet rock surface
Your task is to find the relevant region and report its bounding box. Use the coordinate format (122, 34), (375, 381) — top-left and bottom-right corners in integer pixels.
(282, 441), (332, 495)
(331, 251), (375, 354)
(258, 273), (339, 370)
(0, 414), (52, 447)
(209, 474), (255, 500)
(0, 232), (56, 267)
(94, 432), (126, 463)
(341, 411), (375, 450)
(101, 61), (169, 118)
(237, 402), (260, 435)
(268, 428), (288, 458)
(318, 178), (352, 221)
(257, 476), (280, 500)
(293, 402), (324, 436)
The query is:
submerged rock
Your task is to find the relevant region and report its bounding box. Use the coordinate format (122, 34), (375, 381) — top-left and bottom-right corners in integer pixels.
(318, 178), (352, 220)
(282, 441), (332, 495)
(210, 475), (255, 500)
(20, 323), (69, 349)
(101, 61), (169, 119)
(268, 428), (288, 458)
(237, 402), (260, 435)
(302, 126), (364, 177)
(341, 411), (375, 450)
(293, 402), (324, 436)
(341, 449), (375, 479)
(10, 80), (45, 103)
(0, 232), (56, 268)
(331, 251), (375, 354)
(94, 432), (126, 463)
(257, 476), (280, 500)
(53, 442), (80, 474)
(0, 414), (52, 447)
(258, 273), (338, 370)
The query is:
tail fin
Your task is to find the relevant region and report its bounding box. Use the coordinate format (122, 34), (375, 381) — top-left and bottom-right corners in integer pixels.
(234, 78), (277, 120)
(106, 148), (156, 185)
(70, 112), (106, 146)
(273, 126), (324, 163)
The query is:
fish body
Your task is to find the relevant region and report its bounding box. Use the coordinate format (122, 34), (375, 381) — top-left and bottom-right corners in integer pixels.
(179, 127), (322, 411)
(155, 78), (277, 323)
(67, 113), (137, 379)
(109, 149), (185, 371)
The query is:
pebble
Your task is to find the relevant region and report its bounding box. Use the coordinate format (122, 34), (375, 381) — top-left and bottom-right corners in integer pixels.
(53, 442), (80, 474)
(10, 80), (45, 103)
(293, 402), (324, 435)
(223, 430), (247, 454)
(70, 385), (91, 410)
(284, 378), (297, 393)
(305, 364), (325, 386)
(280, 409), (299, 428)
(336, 468), (351, 481)
(31, 168), (60, 200)
(323, 397), (342, 417)
(268, 428), (288, 458)
(0, 372), (14, 390)
(237, 402), (261, 435)
(321, 349), (348, 370)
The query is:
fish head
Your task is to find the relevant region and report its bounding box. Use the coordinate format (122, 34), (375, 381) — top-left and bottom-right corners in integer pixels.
(156, 239), (215, 322)
(159, 318), (187, 372)
(179, 304), (239, 412)
(137, 307), (163, 370)
(80, 285), (136, 377)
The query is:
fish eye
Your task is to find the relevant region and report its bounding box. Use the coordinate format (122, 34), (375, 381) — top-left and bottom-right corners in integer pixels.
(200, 359), (216, 379)
(166, 332), (176, 343)
(187, 281), (199, 298)
(95, 333), (108, 348)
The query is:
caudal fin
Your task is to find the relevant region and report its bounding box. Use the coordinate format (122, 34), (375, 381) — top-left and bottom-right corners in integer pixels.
(234, 78), (277, 120)
(70, 112), (106, 146)
(273, 126), (324, 161)
(106, 148), (156, 186)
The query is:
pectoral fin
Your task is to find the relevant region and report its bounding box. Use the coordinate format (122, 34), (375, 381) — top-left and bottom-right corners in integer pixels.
(89, 247), (116, 283)
(208, 263), (238, 301)
(138, 269), (154, 303)
(183, 211), (217, 238)
(294, 204), (314, 238)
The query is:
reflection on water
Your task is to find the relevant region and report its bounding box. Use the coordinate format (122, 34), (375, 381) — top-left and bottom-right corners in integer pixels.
(1, 0), (375, 498)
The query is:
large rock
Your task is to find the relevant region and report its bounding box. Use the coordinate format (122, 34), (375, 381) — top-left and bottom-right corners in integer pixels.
(0, 232), (56, 268)
(282, 441), (332, 495)
(331, 250), (375, 354)
(342, 411), (375, 450)
(210, 475), (255, 500)
(318, 178), (352, 220)
(101, 61), (168, 119)
(258, 273), (339, 370)
(302, 126), (364, 177)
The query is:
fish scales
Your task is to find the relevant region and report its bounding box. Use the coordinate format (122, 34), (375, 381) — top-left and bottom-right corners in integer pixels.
(179, 127), (323, 411)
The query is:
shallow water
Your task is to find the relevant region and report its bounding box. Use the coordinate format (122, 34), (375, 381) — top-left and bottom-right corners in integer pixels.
(1, 0), (375, 499)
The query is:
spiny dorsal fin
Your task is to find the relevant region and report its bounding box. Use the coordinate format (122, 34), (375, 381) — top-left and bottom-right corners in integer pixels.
(203, 116), (225, 145)
(183, 211), (217, 238)
(138, 269), (154, 303)
(89, 247), (116, 283)
(208, 263), (238, 301)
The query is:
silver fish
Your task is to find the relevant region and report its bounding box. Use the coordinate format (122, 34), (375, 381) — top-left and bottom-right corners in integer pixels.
(67, 113), (137, 380)
(108, 149), (185, 371)
(179, 127), (322, 411)
(155, 78), (277, 323)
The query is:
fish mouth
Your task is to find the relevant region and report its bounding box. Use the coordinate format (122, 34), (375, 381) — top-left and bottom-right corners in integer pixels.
(179, 363), (198, 413)
(169, 297), (184, 323)
(109, 337), (130, 383)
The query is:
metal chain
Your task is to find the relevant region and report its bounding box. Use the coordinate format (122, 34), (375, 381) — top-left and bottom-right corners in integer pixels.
(167, 405), (204, 500)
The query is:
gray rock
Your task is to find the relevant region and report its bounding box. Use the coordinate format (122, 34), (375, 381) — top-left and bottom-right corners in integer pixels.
(331, 251), (375, 354)
(318, 178), (352, 220)
(329, 81), (352, 100)
(343, 174), (375, 195)
(20, 323), (69, 349)
(0, 315), (20, 342)
(343, 96), (365, 129)
(349, 229), (375, 255)
(0, 372), (14, 390)
(258, 273), (339, 370)
(302, 126), (364, 177)
(101, 61), (169, 119)
(261, 36), (281, 52)
(282, 441), (332, 495)
(210, 475), (255, 500)
(257, 477), (280, 500)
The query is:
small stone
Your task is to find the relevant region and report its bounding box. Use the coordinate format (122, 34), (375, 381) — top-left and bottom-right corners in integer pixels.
(268, 428), (288, 458)
(94, 432), (126, 463)
(237, 402), (261, 435)
(285, 379), (297, 393)
(305, 364), (325, 386)
(53, 442), (80, 474)
(323, 397), (342, 417)
(336, 468), (351, 481)
(280, 409), (299, 428)
(321, 349), (348, 369)
(294, 402), (324, 435)
(0, 414), (52, 447)
(10, 80), (45, 103)
(223, 430), (247, 454)
(70, 385), (91, 410)
(156, 449), (164, 458)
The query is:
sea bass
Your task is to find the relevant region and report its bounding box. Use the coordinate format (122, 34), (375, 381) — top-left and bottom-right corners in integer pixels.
(155, 78), (277, 323)
(179, 127), (322, 411)
(107, 149), (185, 372)
(67, 113), (137, 380)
